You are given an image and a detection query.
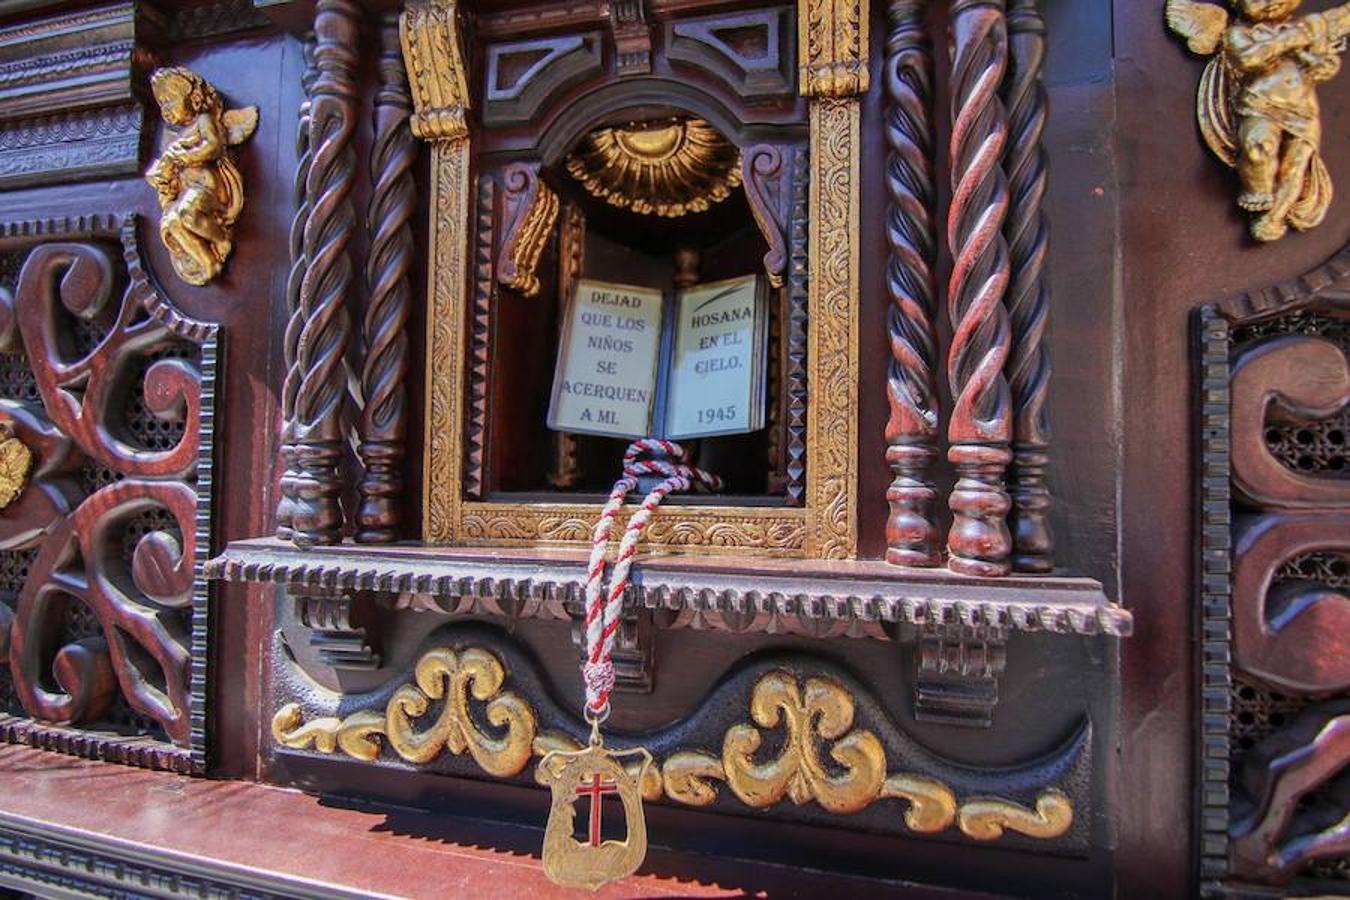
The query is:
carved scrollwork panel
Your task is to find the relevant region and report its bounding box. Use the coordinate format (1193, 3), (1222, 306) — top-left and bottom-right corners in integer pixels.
(0, 217), (220, 770)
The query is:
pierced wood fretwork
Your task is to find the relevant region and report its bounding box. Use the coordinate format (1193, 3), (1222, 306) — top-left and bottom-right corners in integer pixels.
(883, 0), (941, 567)
(356, 14), (415, 544)
(292, 0), (359, 548)
(1003, 0), (1053, 573)
(0, 216), (220, 774)
(944, 0), (1013, 577)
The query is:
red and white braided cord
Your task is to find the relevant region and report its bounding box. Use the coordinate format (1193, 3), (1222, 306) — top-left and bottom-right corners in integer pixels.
(583, 439), (721, 716)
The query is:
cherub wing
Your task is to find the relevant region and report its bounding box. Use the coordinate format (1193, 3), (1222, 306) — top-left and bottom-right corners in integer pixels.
(1166, 0), (1229, 56)
(222, 105), (259, 146)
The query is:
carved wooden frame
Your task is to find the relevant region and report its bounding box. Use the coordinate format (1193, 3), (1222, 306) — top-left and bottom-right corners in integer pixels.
(412, 0), (864, 559)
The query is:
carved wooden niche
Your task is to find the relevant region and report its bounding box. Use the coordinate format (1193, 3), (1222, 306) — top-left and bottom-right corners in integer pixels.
(413, 0), (867, 560)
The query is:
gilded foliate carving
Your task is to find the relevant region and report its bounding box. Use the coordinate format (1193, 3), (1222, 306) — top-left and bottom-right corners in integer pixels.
(723, 671), (886, 813)
(145, 68), (258, 286)
(498, 164), (560, 299)
(399, 0), (470, 141)
(798, 0), (871, 97)
(0, 429), (34, 510)
(273, 646), (537, 776)
(274, 653), (1073, 842)
(1167, 0), (1349, 241)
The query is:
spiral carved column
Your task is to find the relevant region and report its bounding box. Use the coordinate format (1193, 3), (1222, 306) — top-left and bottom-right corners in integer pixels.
(1003, 0), (1053, 572)
(276, 37), (317, 540)
(356, 15), (414, 544)
(945, 0), (1013, 576)
(883, 0), (941, 567)
(292, 0), (359, 547)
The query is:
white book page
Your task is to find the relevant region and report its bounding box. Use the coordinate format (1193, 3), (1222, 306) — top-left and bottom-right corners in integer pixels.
(665, 274), (765, 440)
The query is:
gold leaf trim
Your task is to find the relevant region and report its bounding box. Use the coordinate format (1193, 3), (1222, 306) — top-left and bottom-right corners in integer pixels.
(956, 789), (1074, 840)
(565, 118), (743, 218)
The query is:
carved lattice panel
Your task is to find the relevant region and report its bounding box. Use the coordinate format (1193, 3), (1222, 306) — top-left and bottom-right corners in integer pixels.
(0, 217), (221, 773)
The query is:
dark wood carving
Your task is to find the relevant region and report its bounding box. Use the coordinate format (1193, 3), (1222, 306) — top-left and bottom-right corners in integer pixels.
(0, 219), (218, 766)
(356, 15), (414, 545)
(914, 625), (1007, 728)
(1002, 0), (1053, 573)
(883, 0), (941, 567)
(1196, 246), (1350, 893)
(944, 0), (1013, 577)
(277, 37), (318, 541)
(466, 173), (495, 501)
(482, 35), (604, 127)
(665, 7), (794, 102)
(0, 3), (154, 189)
(297, 593), (380, 670)
(740, 144), (792, 289)
(496, 161), (554, 298)
(547, 202), (584, 490)
(1229, 703), (1350, 883)
(786, 146), (809, 506)
(609, 0), (652, 76)
(292, 0), (359, 548)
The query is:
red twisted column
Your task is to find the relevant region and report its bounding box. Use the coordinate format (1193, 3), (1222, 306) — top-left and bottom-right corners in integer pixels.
(884, 0), (941, 567)
(1003, 0), (1053, 572)
(356, 14), (415, 543)
(945, 0), (1013, 576)
(276, 36), (317, 540)
(293, 0), (359, 547)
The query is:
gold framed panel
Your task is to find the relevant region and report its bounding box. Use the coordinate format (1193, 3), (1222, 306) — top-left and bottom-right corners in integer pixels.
(413, 0), (862, 559)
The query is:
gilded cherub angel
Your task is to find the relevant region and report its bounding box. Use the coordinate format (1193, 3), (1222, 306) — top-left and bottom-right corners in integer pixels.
(1167, 0), (1348, 241)
(145, 67), (258, 285)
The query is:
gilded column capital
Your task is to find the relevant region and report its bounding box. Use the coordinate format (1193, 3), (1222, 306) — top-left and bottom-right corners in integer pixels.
(399, 0), (469, 142)
(799, 0), (871, 97)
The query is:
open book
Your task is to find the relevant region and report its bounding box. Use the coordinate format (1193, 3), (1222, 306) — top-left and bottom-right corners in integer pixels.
(547, 273), (768, 441)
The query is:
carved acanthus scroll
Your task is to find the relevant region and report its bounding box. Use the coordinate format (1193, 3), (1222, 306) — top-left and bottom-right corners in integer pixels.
(498, 162), (559, 299)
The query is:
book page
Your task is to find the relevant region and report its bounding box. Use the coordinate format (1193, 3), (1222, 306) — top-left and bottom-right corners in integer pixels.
(664, 274), (766, 440)
(548, 279), (664, 438)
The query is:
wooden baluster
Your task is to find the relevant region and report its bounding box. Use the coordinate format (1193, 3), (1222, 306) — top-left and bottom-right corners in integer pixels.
(945, 0), (1013, 576)
(1003, 0), (1053, 572)
(883, 0), (941, 567)
(356, 14), (415, 543)
(277, 36), (317, 540)
(293, 0), (359, 547)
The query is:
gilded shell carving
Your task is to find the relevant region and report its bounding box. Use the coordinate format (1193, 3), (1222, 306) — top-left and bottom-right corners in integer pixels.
(565, 118), (742, 218)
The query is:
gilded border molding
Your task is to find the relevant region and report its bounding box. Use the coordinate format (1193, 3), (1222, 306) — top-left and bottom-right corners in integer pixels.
(410, 1), (864, 558)
(274, 647), (1073, 842)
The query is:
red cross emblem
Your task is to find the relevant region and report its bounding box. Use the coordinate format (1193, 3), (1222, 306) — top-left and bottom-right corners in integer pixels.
(575, 772), (620, 847)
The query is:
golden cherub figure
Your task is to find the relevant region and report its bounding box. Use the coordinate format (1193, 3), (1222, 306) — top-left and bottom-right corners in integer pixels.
(1167, 0), (1348, 241)
(145, 67), (258, 285)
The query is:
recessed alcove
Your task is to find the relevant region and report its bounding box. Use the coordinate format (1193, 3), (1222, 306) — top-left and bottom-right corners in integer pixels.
(482, 113), (791, 504)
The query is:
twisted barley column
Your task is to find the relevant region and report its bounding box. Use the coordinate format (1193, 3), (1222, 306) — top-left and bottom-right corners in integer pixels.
(884, 0), (941, 567)
(276, 36), (317, 540)
(945, 0), (1013, 576)
(1003, 0), (1053, 573)
(293, 0), (359, 547)
(356, 14), (415, 544)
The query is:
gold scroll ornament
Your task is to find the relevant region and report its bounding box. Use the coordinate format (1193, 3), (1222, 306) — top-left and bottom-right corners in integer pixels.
(274, 648), (1073, 843)
(145, 68), (258, 285)
(1167, 0), (1349, 241)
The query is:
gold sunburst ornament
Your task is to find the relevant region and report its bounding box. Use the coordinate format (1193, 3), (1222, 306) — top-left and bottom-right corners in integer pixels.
(565, 118), (742, 218)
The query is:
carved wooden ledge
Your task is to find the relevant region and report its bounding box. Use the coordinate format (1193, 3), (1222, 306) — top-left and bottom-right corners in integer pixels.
(206, 538), (1132, 641)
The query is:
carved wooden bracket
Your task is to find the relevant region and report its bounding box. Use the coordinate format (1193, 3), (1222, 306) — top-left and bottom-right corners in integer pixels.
(497, 162), (559, 299)
(798, 0), (870, 98)
(296, 593), (381, 670)
(666, 7), (795, 102)
(609, 0), (652, 76)
(912, 624), (1008, 728)
(741, 144), (795, 290)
